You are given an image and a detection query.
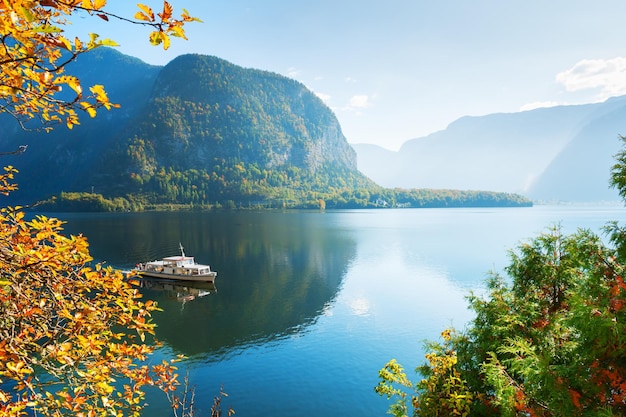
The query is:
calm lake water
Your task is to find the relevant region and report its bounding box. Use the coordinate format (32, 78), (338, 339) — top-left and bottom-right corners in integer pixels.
(54, 205), (626, 416)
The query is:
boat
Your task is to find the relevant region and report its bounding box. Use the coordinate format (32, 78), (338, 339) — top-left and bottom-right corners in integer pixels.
(133, 244), (218, 283)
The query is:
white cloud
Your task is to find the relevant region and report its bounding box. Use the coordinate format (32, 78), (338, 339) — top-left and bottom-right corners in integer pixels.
(334, 94), (373, 115)
(349, 94), (370, 109)
(345, 76), (357, 83)
(556, 57), (626, 100)
(286, 67), (301, 78)
(520, 57), (626, 112)
(519, 101), (561, 112)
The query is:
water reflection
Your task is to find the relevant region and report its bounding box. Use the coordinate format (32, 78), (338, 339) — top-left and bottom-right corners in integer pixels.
(43, 207), (626, 417)
(136, 278), (217, 304)
(58, 211), (357, 358)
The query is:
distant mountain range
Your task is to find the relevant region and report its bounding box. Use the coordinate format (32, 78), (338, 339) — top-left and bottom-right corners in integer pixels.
(353, 97), (626, 202)
(0, 48), (530, 210)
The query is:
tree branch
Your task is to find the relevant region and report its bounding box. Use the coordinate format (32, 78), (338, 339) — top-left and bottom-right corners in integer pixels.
(0, 145), (28, 156)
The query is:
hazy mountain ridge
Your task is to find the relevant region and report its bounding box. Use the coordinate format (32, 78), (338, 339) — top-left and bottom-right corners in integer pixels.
(355, 97), (626, 202)
(0, 48), (530, 209)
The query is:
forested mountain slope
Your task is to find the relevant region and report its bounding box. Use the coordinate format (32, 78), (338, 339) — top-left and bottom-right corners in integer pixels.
(88, 53), (371, 207)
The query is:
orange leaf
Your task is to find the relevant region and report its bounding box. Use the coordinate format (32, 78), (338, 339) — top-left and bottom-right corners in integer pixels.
(569, 389), (582, 410)
(159, 1), (173, 21)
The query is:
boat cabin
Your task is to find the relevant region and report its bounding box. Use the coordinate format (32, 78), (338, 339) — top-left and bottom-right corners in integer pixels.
(143, 256), (214, 277)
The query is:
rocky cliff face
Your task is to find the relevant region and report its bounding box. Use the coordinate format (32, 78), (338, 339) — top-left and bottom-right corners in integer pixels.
(124, 53), (356, 175)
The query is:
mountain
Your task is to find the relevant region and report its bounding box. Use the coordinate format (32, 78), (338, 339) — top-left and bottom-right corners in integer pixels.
(0, 48), (161, 202)
(88, 53), (363, 202)
(0, 49), (529, 210)
(0, 49), (378, 209)
(354, 97), (626, 202)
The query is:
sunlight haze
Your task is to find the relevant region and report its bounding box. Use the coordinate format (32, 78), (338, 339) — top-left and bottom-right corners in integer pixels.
(70, 1), (626, 150)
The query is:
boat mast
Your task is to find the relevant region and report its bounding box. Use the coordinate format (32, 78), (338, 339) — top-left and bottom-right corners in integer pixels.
(179, 242), (185, 257)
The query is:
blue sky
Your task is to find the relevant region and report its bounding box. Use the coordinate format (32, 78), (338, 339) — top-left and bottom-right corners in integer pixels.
(70, 1), (626, 150)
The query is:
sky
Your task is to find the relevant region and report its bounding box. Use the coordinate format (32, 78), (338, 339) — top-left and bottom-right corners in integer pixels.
(68, 1), (626, 151)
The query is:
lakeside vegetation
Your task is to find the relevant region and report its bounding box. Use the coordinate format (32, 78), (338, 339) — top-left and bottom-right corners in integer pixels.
(37, 187), (531, 212)
(376, 136), (626, 417)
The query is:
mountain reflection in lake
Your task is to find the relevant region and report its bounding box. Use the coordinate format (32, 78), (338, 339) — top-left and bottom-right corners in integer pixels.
(59, 211), (353, 357)
(53, 206), (626, 417)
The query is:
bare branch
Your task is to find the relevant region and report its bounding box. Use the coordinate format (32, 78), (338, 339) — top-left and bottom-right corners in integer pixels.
(0, 145), (28, 156)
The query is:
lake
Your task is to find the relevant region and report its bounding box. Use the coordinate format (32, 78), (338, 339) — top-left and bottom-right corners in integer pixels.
(54, 205), (626, 416)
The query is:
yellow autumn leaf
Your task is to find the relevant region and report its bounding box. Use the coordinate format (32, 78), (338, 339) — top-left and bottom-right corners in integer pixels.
(161, 32), (170, 50)
(89, 84), (108, 103)
(59, 36), (72, 50)
(148, 30), (162, 46)
(6, 361), (27, 374)
(80, 102), (96, 118)
(134, 10), (151, 22)
(136, 4), (154, 21)
(168, 25), (186, 39)
(97, 381), (114, 395)
(99, 38), (119, 47)
(92, 0), (106, 10)
(55, 75), (82, 95)
(18, 7), (35, 23)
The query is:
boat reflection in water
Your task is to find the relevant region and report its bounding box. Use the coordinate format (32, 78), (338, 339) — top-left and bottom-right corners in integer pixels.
(135, 278), (217, 304)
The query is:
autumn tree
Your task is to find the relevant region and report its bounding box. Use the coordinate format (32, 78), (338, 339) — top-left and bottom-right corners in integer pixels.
(1, 0), (199, 130)
(0, 2), (220, 416)
(378, 135), (626, 416)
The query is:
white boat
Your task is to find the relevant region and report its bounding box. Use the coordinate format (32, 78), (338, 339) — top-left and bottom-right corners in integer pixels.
(134, 244), (217, 283)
